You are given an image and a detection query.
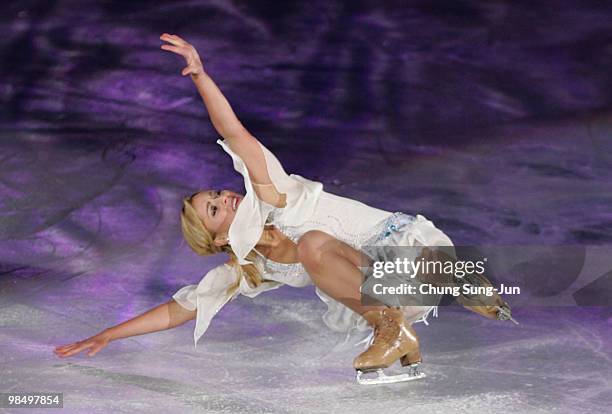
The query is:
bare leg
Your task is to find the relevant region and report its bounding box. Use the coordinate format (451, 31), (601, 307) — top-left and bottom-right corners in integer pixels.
(297, 230), (424, 377)
(296, 230), (388, 316)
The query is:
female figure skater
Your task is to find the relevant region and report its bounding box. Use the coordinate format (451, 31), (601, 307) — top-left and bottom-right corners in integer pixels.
(54, 34), (513, 385)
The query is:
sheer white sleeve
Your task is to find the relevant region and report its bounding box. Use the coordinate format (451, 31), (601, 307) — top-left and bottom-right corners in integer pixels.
(172, 263), (240, 348)
(172, 262), (284, 348)
(217, 138), (323, 265)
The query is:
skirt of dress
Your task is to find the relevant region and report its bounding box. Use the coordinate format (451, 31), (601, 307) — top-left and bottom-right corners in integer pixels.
(313, 212), (455, 354)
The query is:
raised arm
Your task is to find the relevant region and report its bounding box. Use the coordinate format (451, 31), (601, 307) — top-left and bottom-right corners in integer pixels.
(53, 299), (195, 358)
(160, 33), (286, 207)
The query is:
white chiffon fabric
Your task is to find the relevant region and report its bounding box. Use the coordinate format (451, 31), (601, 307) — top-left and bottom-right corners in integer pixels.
(173, 138), (455, 349)
(216, 138), (323, 266)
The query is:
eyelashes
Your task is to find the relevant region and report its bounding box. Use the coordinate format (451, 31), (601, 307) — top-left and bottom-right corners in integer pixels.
(211, 190), (221, 216)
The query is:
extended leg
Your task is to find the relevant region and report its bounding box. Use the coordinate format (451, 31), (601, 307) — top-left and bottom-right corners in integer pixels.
(416, 247), (516, 323)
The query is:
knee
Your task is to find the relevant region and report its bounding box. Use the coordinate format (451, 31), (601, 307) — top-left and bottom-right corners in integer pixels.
(296, 230), (331, 270)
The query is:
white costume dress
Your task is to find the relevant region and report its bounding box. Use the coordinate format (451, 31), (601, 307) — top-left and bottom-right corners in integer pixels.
(173, 138), (454, 348)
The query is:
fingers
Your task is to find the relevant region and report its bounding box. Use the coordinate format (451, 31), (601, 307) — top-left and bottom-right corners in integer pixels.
(160, 33), (180, 41)
(160, 33), (202, 75)
(53, 341), (91, 358)
(54, 343), (79, 355)
(56, 344), (84, 357)
(160, 44), (182, 54)
(54, 343), (74, 351)
(55, 345), (79, 358)
(160, 33), (187, 46)
(160, 36), (183, 47)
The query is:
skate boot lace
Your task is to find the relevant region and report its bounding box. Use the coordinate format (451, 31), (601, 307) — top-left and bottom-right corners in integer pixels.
(372, 312), (400, 344)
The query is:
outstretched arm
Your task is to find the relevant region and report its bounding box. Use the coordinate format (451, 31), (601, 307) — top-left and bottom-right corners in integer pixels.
(160, 33), (246, 141)
(53, 299), (195, 358)
(160, 33), (286, 207)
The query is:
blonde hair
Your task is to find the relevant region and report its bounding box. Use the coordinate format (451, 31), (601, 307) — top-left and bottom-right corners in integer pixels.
(180, 192), (264, 292)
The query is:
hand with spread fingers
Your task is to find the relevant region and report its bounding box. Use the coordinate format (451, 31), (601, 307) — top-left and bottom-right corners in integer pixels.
(160, 33), (205, 77)
(54, 330), (112, 358)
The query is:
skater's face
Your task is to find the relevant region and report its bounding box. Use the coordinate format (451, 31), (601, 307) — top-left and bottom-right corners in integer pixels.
(192, 189), (244, 244)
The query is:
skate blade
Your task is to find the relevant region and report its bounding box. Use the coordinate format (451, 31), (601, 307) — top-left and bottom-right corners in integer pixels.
(356, 369), (426, 385)
(495, 306), (519, 325)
